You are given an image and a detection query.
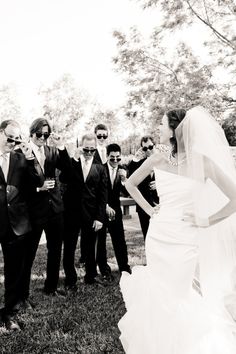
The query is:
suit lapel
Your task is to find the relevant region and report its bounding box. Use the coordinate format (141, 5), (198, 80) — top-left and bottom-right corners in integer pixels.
(75, 158), (85, 183)
(84, 158), (95, 182)
(31, 149), (45, 179)
(7, 151), (17, 184)
(0, 167), (6, 184)
(105, 163), (112, 190)
(43, 145), (50, 176)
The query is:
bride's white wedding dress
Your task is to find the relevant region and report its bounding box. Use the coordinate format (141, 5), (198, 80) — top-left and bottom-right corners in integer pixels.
(119, 168), (236, 354)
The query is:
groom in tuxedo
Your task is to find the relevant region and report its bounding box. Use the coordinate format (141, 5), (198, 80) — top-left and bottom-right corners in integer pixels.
(61, 133), (107, 288)
(96, 143), (131, 280)
(21, 118), (71, 298)
(0, 120), (41, 330)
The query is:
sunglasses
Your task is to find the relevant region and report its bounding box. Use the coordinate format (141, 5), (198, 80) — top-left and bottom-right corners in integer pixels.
(83, 148), (96, 154)
(142, 145), (154, 152)
(109, 157), (121, 162)
(3, 130), (22, 145)
(96, 134), (108, 140)
(35, 132), (50, 139)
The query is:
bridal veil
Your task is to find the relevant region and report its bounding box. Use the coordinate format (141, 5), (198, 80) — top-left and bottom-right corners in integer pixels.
(175, 106), (236, 321)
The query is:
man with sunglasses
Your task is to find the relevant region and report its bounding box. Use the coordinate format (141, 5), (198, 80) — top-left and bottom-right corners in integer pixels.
(0, 120), (42, 330)
(60, 134), (107, 288)
(21, 117), (71, 299)
(96, 143), (131, 281)
(128, 136), (159, 240)
(93, 124), (109, 164)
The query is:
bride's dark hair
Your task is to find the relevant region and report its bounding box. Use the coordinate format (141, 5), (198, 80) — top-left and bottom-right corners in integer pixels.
(166, 109), (186, 155)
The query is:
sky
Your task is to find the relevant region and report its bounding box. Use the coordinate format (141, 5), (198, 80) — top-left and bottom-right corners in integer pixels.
(0, 0), (164, 117)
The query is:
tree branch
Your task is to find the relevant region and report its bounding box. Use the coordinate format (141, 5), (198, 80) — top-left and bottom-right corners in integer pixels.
(185, 0), (235, 49)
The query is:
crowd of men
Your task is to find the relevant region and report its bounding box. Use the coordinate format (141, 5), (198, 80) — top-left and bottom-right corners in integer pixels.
(0, 118), (158, 331)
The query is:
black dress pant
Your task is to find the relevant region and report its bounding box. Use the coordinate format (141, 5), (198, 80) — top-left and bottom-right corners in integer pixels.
(21, 212), (63, 297)
(1, 230), (28, 316)
(63, 212), (98, 285)
(97, 210), (129, 274)
(137, 207), (150, 240)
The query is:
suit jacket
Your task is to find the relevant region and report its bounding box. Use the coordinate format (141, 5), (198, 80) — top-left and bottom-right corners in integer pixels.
(105, 164), (125, 214)
(93, 149), (103, 165)
(0, 151), (41, 241)
(60, 157), (107, 225)
(128, 158), (159, 212)
(27, 146), (71, 223)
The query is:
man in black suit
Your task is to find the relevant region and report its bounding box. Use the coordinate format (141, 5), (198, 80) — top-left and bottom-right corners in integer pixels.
(61, 133), (107, 288)
(96, 143), (131, 280)
(128, 136), (159, 240)
(0, 120), (41, 330)
(93, 123), (108, 164)
(21, 118), (71, 298)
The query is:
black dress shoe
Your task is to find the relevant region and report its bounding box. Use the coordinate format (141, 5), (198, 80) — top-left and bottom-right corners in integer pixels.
(120, 265), (132, 274)
(65, 284), (78, 293)
(102, 273), (114, 283)
(13, 300), (33, 312)
(43, 289), (66, 297)
(84, 275), (107, 286)
(5, 317), (21, 331)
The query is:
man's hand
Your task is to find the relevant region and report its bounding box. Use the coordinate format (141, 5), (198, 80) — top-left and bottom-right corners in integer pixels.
(149, 181), (156, 190)
(133, 148), (146, 162)
(93, 220), (103, 232)
(37, 178), (55, 191)
(74, 147), (83, 161)
(106, 205), (116, 221)
(118, 168), (127, 182)
(50, 132), (65, 150)
(20, 142), (34, 160)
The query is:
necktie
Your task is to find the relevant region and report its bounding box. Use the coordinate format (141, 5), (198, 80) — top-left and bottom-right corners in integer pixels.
(101, 147), (107, 164)
(0, 154), (8, 181)
(38, 147), (45, 172)
(83, 160), (90, 181)
(111, 167), (116, 187)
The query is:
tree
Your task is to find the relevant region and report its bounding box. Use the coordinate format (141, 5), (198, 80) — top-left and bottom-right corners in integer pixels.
(38, 74), (89, 141)
(136, 0), (236, 105)
(0, 84), (22, 123)
(112, 1), (236, 133)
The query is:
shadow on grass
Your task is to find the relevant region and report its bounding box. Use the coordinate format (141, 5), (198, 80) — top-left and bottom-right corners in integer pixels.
(0, 229), (144, 353)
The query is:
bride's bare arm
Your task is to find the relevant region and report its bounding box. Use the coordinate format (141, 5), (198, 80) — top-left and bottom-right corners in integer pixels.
(205, 157), (236, 226)
(125, 153), (161, 216)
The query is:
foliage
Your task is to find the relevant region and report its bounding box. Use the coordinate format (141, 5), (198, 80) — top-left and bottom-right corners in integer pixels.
(38, 74), (89, 142)
(0, 227), (145, 353)
(113, 1), (236, 132)
(0, 84), (22, 123)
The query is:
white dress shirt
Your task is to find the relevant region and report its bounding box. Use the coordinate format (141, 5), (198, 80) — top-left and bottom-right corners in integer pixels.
(30, 140), (45, 172)
(0, 150), (10, 181)
(108, 164), (117, 188)
(80, 155), (93, 181)
(97, 146), (107, 164)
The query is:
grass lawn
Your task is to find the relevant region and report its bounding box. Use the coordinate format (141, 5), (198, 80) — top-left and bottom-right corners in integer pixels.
(0, 229), (145, 354)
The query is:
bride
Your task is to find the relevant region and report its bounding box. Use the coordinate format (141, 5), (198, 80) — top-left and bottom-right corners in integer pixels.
(118, 106), (236, 354)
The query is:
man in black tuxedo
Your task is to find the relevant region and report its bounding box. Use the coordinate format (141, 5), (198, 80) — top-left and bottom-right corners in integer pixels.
(0, 120), (41, 330)
(96, 143), (131, 280)
(61, 133), (107, 288)
(128, 136), (159, 240)
(21, 118), (71, 298)
(93, 123), (108, 164)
